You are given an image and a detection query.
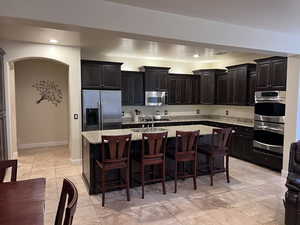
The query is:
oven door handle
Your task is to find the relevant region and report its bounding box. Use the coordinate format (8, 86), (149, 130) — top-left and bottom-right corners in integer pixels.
(255, 99), (285, 104)
(255, 125), (284, 135)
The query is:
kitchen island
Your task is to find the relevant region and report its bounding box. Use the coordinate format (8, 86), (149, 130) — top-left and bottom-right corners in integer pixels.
(82, 124), (226, 194)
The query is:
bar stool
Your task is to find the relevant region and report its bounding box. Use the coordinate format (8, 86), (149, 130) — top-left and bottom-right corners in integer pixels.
(139, 132), (168, 199)
(198, 127), (233, 186)
(96, 134), (132, 207)
(174, 130), (199, 193)
(0, 160), (18, 182)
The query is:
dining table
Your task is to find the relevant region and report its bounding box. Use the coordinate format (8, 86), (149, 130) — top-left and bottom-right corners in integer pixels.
(0, 178), (46, 225)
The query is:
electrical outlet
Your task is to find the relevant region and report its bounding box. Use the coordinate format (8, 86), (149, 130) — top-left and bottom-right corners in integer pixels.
(196, 109), (200, 114)
(225, 110), (229, 116)
(74, 114), (78, 119)
(164, 110), (168, 115)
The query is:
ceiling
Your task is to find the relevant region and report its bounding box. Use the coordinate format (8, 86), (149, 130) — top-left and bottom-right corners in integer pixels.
(106, 0), (300, 35)
(0, 18), (275, 63)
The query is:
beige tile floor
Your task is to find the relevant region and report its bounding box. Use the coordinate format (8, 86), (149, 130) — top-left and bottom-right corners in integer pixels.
(13, 146), (286, 225)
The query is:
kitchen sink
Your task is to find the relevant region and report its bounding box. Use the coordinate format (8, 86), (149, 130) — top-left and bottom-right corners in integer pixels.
(131, 127), (167, 133)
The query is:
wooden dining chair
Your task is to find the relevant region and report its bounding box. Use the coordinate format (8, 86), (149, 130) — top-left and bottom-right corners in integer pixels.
(55, 178), (78, 225)
(96, 134), (132, 207)
(174, 130), (199, 193)
(198, 127), (233, 186)
(140, 132), (168, 199)
(0, 159), (18, 182)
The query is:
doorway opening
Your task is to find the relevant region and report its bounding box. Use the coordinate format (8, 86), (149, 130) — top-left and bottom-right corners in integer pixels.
(14, 58), (70, 159)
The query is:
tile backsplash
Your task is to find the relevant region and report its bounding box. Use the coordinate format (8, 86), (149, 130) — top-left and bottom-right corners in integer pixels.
(122, 105), (254, 120)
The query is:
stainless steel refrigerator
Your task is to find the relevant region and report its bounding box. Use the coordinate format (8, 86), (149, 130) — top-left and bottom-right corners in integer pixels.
(82, 90), (122, 131)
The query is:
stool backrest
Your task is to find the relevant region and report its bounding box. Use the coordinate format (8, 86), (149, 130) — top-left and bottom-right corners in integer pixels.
(142, 132), (168, 158)
(0, 160), (17, 182)
(101, 134), (132, 162)
(176, 130), (199, 153)
(55, 178), (78, 225)
(211, 128), (233, 150)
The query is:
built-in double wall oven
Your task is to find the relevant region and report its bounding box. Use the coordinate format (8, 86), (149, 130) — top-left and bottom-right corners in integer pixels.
(253, 91), (285, 155)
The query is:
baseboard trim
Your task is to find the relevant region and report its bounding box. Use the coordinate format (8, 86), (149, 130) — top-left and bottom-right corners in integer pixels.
(70, 158), (82, 164)
(281, 169), (288, 178)
(18, 141), (68, 150)
(12, 151), (18, 159)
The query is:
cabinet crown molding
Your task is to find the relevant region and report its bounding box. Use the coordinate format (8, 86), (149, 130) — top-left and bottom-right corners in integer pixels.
(254, 56), (287, 63)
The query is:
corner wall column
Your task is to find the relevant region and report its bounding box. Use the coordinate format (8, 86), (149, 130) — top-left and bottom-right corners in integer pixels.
(282, 56), (300, 176)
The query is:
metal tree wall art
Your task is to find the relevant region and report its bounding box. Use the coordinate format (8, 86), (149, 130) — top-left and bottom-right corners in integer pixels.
(32, 80), (63, 106)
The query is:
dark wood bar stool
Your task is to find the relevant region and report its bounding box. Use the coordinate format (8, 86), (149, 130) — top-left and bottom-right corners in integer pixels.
(198, 128), (233, 186)
(139, 132), (168, 199)
(174, 130), (199, 193)
(96, 134), (132, 207)
(0, 160), (17, 182)
(55, 178), (78, 225)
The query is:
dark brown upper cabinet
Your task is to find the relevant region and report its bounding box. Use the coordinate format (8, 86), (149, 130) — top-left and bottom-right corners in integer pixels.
(193, 69), (226, 105)
(216, 72), (229, 105)
(121, 71), (144, 106)
(226, 64), (256, 106)
(167, 74), (199, 105)
(142, 66), (170, 91)
(254, 56), (287, 91)
(81, 60), (123, 90)
(248, 71), (256, 106)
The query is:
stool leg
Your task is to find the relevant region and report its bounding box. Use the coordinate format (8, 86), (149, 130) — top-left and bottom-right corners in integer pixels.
(209, 156), (214, 186)
(174, 160), (178, 193)
(226, 154), (230, 183)
(101, 170), (105, 207)
(126, 166), (130, 201)
(162, 163), (166, 195)
(141, 164), (145, 199)
(193, 159), (197, 190)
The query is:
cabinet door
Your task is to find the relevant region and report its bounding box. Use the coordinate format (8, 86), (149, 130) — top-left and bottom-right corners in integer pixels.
(191, 76), (200, 104)
(145, 71), (168, 91)
(184, 77), (193, 104)
(0, 114), (7, 160)
(0, 54), (4, 112)
(158, 71), (168, 91)
(81, 61), (102, 89)
(256, 61), (271, 90)
(216, 74), (228, 105)
(270, 58), (287, 90)
(167, 77), (177, 105)
(122, 72), (144, 106)
(227, 70), (235, 105)
(248, 72), (256, 106)
(233, 67), (248, 105)
(102, 64), (121, 89)
(200, 72), (215, 104)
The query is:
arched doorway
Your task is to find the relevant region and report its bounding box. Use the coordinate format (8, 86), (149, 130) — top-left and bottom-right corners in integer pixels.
(13, 58), (69, 156)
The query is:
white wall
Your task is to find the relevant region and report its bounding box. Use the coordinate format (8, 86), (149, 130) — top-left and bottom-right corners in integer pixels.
(1, 40), (81, 162)
(1, 0), (300, 54)
(81, 50), (210, 74)
(15, 59), (69, 149)
(282, 56), (300, 176)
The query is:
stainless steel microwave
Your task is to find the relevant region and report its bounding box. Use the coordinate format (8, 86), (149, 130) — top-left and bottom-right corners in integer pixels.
(145, 91), (167, 106)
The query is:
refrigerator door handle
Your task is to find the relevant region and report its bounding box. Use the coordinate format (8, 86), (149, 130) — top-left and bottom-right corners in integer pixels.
(100, 101), (104, 130)
(97, 101), (102, 130)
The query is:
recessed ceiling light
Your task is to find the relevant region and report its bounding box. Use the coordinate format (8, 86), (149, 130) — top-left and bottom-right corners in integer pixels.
(49, 39), (58, 44)
(193, 54), (199, 58)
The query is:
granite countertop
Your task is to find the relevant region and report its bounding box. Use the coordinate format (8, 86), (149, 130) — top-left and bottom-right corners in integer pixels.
(122, 117), (254, 128)
(82, 124), (217, 144)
